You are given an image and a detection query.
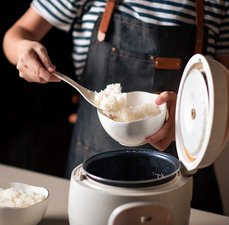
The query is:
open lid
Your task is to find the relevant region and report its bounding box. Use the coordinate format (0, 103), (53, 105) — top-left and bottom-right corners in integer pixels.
(175, 54), (229, 173)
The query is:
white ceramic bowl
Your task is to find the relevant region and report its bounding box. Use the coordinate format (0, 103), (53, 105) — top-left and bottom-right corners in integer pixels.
(97, 91), (167, 147)
(0, 182), (49, 225)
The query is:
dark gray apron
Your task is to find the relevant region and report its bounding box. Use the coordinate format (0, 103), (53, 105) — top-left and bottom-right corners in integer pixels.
(66, 4), (223, 214)
(67, 13), (204, 169)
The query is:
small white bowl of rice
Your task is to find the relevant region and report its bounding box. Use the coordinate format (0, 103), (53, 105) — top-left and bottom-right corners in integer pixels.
(95, 84), (167, 147)
(0, 182), (49, 225)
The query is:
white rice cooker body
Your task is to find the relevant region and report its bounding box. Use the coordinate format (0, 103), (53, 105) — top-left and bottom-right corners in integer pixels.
(68, 165), (192, 225)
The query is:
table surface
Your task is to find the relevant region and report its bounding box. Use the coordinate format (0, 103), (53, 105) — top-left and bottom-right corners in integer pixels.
(1, 163), (229, 225)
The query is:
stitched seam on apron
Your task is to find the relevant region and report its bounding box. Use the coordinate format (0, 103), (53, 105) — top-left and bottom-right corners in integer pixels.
(111, 50), (153, 63)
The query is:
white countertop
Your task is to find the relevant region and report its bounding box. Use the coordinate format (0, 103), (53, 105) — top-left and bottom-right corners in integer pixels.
(1, 163), (229, 225)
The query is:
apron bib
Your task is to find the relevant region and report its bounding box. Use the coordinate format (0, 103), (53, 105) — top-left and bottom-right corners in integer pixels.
(66, 12), (207, 172)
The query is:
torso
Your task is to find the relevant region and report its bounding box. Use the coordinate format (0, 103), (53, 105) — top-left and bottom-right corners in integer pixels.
(31, 0), (229, 78)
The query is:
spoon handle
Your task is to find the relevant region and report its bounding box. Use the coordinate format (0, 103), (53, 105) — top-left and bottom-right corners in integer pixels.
(53, 71), (84, 92)
(53, 71), (99, 108)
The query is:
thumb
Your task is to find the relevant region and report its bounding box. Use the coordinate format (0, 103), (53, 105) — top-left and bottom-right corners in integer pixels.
(36, 46), (56, 72)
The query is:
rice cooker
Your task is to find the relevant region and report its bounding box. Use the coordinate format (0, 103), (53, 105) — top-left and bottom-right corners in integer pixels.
(68, 54), (229, 225)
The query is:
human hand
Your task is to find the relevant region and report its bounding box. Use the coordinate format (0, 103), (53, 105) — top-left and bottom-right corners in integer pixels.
(16, 40), (60, 83)
(145, 91), (176, 151)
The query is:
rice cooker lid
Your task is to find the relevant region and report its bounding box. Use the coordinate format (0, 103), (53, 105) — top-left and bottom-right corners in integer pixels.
(176, 54), (229, 173)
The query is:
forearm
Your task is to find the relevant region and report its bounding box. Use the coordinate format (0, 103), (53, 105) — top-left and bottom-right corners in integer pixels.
(3, 7), (53, 65)
(3, 26), (37, 65)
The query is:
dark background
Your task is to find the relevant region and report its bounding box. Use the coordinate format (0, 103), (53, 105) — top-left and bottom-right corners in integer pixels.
(0, 0), (76, 177)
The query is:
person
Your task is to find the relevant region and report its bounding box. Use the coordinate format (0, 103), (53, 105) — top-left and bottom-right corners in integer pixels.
(3, 0), (229, 214)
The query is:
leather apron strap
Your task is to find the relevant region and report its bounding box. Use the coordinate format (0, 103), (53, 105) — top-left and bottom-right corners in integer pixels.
(97, 0), (116, 42)
(97, 0), (204, 69)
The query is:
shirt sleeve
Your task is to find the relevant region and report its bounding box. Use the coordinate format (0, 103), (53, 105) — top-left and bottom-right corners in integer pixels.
(31, 0), (84, 32)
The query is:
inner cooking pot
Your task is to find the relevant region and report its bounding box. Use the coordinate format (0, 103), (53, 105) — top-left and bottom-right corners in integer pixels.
(82, 149), (180, 187)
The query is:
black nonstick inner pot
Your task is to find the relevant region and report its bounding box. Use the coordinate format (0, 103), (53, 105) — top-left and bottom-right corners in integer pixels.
(82, 149), (180, 187)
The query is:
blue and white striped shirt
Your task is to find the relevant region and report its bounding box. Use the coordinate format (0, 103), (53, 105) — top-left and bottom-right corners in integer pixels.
(31, 0), (229, 78)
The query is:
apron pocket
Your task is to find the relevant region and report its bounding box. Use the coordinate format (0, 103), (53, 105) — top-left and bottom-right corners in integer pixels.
(108, 46), (155, 92)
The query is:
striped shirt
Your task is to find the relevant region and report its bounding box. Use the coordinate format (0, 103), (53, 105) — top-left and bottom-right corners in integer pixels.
(31, 0), (229, 78)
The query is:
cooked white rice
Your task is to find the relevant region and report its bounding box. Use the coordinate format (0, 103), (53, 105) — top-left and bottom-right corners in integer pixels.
(0, 187), (46, 208)
(95, 83), (160, 122)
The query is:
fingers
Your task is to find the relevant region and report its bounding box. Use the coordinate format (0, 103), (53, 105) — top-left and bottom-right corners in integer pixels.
(146, 91), (177, 151)
(16, 42), (60, 83)
(18, 70), (47, 83)
(145, 117), (175, 151)
(155, 91), (176, 105)
(146, 137), (175, 151)
(36, 45), (55, 72)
